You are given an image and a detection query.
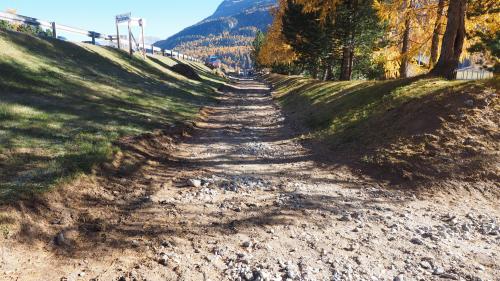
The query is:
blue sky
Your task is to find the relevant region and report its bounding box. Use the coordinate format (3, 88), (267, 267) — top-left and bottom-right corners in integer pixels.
(1, 0), (222, 41)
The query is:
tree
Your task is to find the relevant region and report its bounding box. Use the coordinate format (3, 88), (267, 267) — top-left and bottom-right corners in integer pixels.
(429, 0), (446, 68)
(257, 0), (297, 73)
(280, 0), (384, 80)
(282, 0), (329, 78)
(375, 0), (445, 77)
(399, 0), (413, 78)
(329, 0), (385, 80)
(251, 30), (266, 70)
(466, 0), (500, 72)
(430, 0), (467, 79)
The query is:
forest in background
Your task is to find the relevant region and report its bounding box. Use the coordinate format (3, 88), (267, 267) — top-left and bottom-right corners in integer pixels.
(252, 0), (499, 80)
(154, 0), (276, 70)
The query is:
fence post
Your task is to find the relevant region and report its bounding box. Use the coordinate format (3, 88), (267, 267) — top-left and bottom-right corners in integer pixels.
(51, 22), (57, 38)
(116, 21), (121, 49)
(128, 20), (133, 56)
(140, 19), (145, 59)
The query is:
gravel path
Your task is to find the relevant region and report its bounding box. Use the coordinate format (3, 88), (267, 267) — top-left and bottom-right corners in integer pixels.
(2, 79), (499, 281)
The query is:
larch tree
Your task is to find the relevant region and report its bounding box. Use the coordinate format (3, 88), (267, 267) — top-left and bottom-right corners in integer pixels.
(399, 0), (413, 78)
(430, 0), (467, 79)
(375, 0), (444, 77)
(429, 0), (446, 68)
(466, 0), (500, 70)
(257, 0), (297, 72)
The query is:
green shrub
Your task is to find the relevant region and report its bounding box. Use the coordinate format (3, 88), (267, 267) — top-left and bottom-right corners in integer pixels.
(0, 20), (13, 31)
(0, 20), (52, 37)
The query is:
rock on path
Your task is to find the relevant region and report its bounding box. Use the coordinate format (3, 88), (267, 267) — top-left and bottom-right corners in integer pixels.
(3, 78), (499, 281)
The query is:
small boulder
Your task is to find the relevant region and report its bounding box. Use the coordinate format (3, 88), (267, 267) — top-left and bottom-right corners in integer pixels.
(420, 260), (432, 269)
(55, 232), (66, 246)
(410, 238), (423, 245)
(433, 267), (445, 275)
(464, 99), (474, 107)
(188, 179), (202, 188)
(158, 254), (169, 266)
(394, 274), (404, 281)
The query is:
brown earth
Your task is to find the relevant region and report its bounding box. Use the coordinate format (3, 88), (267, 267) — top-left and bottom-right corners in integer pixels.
(0, 79), (499, 281)
(263, 74), (500, 193)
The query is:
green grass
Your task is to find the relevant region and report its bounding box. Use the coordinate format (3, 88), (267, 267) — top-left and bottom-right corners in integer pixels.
(265, 74), (470, 145)
(0, 29), (225, 201)
(264, 73), (499, 182)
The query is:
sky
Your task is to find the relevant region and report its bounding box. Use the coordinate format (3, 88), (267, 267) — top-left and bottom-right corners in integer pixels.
(1, 0), (222, 41)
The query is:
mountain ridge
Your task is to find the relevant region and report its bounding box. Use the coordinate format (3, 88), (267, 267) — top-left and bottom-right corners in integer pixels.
(154, 0), (277, 68)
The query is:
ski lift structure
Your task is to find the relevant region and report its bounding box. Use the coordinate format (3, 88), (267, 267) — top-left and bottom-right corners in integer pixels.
(115, 13), (146, 58)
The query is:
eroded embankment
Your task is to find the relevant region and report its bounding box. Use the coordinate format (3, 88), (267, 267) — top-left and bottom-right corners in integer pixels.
(262, 74), (500, 194)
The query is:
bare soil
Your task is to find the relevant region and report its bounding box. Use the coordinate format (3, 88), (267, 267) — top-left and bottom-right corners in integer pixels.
(1, 79), (499, 281)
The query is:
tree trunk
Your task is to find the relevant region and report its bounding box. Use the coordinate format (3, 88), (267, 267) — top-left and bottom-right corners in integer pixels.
(348, 48), (354, 78)
(323, 66), (332, 81)
(323, 56), (334, 80)
(430, 0), (466, 80)
(339, 0), (354, 81)
(348, 0), (357, 79)
(399, 0), (412, 78)
(429, 0), (446, 68)
(310, 65), (318, 79)
(340, 47), (352, 80)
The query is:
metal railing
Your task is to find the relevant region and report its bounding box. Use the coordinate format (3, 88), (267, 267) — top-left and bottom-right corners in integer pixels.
(456, 67), (494, 80)
(0, 11), (202, 63)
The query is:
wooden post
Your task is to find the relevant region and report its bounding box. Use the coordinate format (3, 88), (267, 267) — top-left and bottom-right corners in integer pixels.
(51, 22), (57, 38)
(140, 19), (146, 59)
(128, 20), (133, 56)
(116, 21), (121, 49)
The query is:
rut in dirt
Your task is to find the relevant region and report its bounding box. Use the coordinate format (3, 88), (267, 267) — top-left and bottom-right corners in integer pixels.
(5, 79), (499, 281)
(172, 78), (321, 188)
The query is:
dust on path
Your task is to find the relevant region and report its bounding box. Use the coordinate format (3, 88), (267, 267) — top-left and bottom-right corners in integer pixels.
(1, 79), (499, 281)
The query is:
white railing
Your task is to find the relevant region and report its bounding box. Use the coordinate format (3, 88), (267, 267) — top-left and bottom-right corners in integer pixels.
(0, 11), (202, 63)
(456, 67), (494, 80)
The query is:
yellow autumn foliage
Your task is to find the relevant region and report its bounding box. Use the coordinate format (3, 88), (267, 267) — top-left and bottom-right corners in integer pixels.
(258, 0), (297, 67)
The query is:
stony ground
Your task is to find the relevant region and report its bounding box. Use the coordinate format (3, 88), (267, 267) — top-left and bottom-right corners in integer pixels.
(1, 79), (499, 281)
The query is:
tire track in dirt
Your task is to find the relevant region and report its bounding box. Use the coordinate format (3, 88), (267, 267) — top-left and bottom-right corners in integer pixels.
(2, 78), (499, 281)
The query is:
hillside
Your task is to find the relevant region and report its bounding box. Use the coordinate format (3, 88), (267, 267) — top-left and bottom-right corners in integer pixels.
(0, 29), (223, 201)
(263, 74), (500, 192)
(154, 0), (276, 69)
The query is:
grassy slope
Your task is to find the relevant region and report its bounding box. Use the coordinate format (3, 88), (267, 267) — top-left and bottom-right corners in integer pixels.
(0, 29), (224, 201)
(263, 74), (499, 187)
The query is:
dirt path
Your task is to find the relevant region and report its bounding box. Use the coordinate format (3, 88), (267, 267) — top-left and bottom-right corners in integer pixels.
(2, 79), (499, 281)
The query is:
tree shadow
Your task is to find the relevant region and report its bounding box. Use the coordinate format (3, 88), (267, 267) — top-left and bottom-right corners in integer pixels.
(1, 77), (419, 262)
(261, 74), (500, 188)
(0, 30), (224, 202)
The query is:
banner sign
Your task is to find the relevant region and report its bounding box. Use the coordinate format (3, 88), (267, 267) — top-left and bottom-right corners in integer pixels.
(116, 13), (131, 24)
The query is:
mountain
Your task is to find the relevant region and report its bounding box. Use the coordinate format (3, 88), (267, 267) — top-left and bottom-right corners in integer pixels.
(154, 0), (277, 69)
